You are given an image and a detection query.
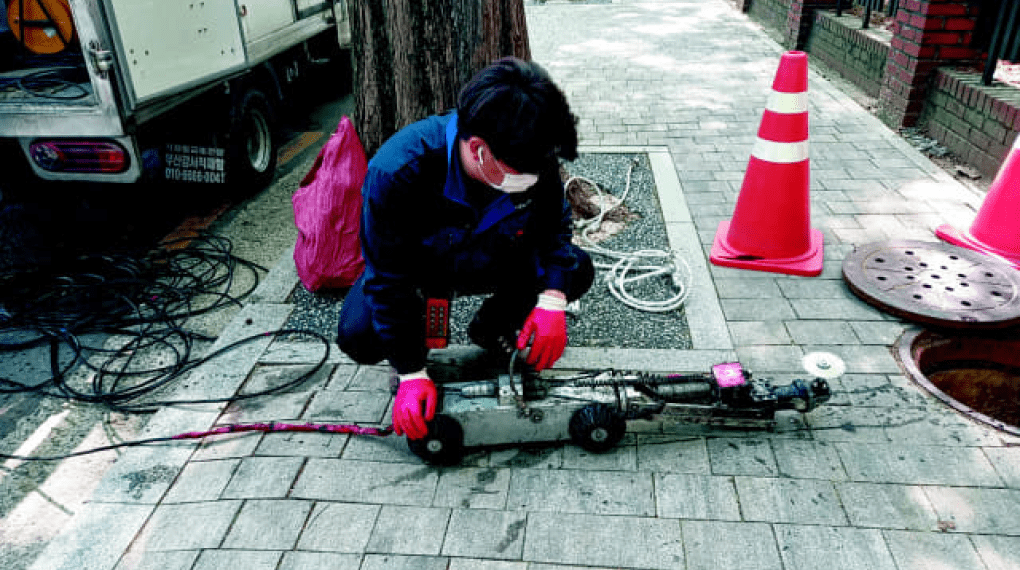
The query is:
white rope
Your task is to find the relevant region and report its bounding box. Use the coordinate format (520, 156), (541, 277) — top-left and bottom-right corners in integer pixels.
(567, 159), (692, 313)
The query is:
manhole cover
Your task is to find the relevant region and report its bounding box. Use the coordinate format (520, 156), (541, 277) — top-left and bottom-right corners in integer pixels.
(842, 240), (1020, 329)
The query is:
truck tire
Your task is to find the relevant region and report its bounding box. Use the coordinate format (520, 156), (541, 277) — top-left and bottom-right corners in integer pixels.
(227, 88), (277, 192)
(569, 403), (626, 453)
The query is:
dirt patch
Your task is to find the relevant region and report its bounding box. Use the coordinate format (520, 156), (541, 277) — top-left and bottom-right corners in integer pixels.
(563, 166), (641, 245)
(901, 127), (990, 194)
(929, 364), (1020, 429)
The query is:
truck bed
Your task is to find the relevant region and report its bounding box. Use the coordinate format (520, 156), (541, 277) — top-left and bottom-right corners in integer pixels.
(0, 65), (97, 107)
(0, 0), (98, 108)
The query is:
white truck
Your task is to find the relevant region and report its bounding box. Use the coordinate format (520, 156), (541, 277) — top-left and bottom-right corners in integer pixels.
(0, 0), (350, 193)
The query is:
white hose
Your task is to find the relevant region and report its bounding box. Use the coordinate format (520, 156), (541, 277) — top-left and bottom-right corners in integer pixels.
(567, 160), (692, 313)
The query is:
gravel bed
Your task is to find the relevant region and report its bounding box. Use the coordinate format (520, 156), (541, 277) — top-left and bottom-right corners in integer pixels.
(285, 153), (693, 350)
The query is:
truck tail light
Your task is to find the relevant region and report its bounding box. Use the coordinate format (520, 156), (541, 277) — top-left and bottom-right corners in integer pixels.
(29, 140), (130, 173)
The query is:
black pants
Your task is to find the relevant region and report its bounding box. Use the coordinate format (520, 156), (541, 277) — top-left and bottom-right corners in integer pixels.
(336, 245), (594, 366)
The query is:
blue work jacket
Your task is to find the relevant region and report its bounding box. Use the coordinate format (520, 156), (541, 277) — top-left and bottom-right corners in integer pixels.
(359, 111), (578, 374)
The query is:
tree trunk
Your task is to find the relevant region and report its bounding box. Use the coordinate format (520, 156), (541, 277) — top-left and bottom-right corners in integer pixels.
(348, 0), (531, 157)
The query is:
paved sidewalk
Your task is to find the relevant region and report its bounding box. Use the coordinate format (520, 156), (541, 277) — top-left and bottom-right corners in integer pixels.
(24, 1), (1020, 569)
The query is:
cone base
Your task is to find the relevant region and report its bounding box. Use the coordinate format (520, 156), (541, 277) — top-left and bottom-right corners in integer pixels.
(710, 220), (824, 277)
(935, 224), (1020, 271)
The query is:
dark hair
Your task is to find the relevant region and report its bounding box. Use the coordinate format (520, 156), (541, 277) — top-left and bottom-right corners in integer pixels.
(457, 57), (578, 172)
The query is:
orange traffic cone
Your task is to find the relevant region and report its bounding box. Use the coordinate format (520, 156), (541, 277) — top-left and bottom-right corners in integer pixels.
(710, 50), (824, 277)
(936, 135), (1020, 270)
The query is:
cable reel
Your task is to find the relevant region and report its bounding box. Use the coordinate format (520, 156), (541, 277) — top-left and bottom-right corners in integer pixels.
(7, 0), (76, 55)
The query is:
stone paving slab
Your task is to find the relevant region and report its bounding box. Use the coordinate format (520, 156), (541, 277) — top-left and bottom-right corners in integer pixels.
(88, 443), (195, 505)
(161, 458), (239, 504)
(706, 437), (778, 476)
(777, 525), (900, 570)
(222, 499), (313, 550)
(441, 509), (527, 560)
(432, 467), (511, 509)
(654, 473), (741, 520)
(113, 550), (199, 570)
(634, 436), (711, 474)
(192, 551), (281, 570)
(506, 468), (655, 516)
(221, 456), (305, 499)
(295, 502), (380, 552)
(772, 439), (848, 480)
(361, 554), (448, 570)
(736, 476), (848, 526)
(254, 430), (348, 457)
(682, 520), (783, 570)
(24, 503), (153, 570)
(836, 442), (1004, 487)
(290, 459), (439, 505)
(985, 447), (1020, 489)
(883, 530), (989, 570)
(278, 552), (362, 570)
(366, 505), (451, 556)
(971, 535), (1020, 570)
(836, 482), (940, 531)
(523, 512), (684, 569)
(130, 500), (242, 551)
(923, 486), (1020, 536)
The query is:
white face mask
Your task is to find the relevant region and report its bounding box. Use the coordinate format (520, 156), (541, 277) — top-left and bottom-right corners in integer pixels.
(477, 147), (538, 193)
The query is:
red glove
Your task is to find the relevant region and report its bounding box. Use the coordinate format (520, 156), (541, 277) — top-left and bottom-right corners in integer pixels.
(392, 372), (437, 440)
(516, 292), (568, 372)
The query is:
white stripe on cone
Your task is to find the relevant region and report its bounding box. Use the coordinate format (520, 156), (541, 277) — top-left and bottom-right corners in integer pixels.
(751, 139), (809, 163)
(765, 91), (808, 114)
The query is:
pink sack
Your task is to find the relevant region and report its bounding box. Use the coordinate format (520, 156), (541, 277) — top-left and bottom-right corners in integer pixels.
(292, 116), (367, 291)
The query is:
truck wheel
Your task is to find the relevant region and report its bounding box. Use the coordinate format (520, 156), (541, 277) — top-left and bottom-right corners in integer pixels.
(569, 403), (626, 453)
(227, 88), (277, 192)
(407, 414), (464, 466)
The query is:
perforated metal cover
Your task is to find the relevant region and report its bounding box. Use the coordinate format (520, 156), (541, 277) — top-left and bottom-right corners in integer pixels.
(842, 240), (1020, 329)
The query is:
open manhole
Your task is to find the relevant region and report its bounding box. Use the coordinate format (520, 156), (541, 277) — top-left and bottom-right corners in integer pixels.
(896, 328), (1020, 435)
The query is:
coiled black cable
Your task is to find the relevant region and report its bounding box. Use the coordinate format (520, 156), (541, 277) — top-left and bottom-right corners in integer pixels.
(16, 66), (90, 99)
(0, 232), (327, 412)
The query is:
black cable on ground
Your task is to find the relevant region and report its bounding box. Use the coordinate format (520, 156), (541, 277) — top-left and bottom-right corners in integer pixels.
(0, 435), (184, 462)
(0, 232), (319, 413)
(0, 416), (396, 463)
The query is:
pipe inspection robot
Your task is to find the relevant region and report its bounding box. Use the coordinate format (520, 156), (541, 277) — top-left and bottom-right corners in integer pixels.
(408, 356), (836, 465)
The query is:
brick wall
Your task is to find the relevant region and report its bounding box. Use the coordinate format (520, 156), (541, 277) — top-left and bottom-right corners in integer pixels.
(749, 0), (840, 49)
(806, 12), (890, 98)
(921, 68), (1020, 177)
(785, 0), (840, 49)
(745, 0), (1020, 176)
(747, 0), (794, 45)
(727, 0), (752, 13)
(876, 0), (981, 128)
